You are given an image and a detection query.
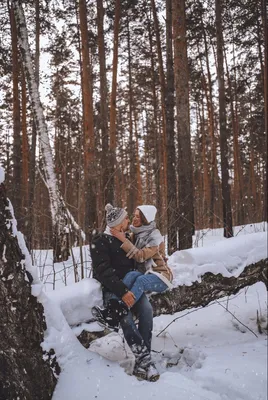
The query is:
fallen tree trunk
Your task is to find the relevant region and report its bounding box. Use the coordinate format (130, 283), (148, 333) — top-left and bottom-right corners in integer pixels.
(77, 258), (267, 347)
(0, 181), (58, 399)
(150, 259), (267, 316)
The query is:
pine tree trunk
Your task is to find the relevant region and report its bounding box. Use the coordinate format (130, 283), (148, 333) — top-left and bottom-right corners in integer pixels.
(148, 15), (163, 227)
(203, 27), (220, 229)
(261, 0), (267, 222)
(0, 181), (58, 399)
(151, 0), (168, 228)
(97, 0), (109, 215)
(224, 48), (244, 225)
(27, 0), (39, 250)
(21, 67), (29, 218)
(108, 0), (121, 204)
(126, 15), (137, 213)
(166, 0), (178, 253)
(215, 0), (233, 238)
(9, 2), (22, 228)
(78, 0), (97, 240)
(173, 0), (194, 249)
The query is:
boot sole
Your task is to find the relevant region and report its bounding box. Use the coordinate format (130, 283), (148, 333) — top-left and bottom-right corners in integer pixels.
(148, 374), (160, 382)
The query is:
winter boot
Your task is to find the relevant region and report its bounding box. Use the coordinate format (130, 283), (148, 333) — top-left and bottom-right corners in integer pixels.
(92, 298), (128, 331)
(131, 343), (160, 382)
(146, 363), (160, 382)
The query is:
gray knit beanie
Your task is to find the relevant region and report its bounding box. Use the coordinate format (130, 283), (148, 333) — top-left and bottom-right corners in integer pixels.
(105, 203), (128, 227)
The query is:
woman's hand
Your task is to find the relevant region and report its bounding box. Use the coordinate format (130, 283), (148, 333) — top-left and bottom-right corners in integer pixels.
(110, 228), (127, 242)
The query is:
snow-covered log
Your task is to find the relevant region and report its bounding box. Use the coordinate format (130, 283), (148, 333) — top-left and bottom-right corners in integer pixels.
(11, 0), (85, 261)
(0, 177), (58, 399)
(76, 257), (267, 347)
(150, 259), (267, 316)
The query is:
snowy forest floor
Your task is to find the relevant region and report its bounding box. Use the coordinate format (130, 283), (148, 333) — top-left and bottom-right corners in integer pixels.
(34, 223), (267, 400)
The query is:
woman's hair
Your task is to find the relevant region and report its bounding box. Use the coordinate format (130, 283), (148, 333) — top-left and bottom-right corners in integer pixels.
(138, 209), (150, 225)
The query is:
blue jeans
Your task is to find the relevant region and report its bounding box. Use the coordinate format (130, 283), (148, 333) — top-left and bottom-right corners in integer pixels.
(123, 270), (168, 304)
(104, 290), (153, 351)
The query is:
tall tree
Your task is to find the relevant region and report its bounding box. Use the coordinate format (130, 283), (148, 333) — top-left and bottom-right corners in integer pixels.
(96, 0), (109, 214)
(78, 0), (97, 239)
(8, 1), (22, 228)
(215, 0), (233, 237)
(261, 0), (267, 222)
(173, 0), (194, 249)
(108, 0), (121, 204)
(166, 0), (177, 253)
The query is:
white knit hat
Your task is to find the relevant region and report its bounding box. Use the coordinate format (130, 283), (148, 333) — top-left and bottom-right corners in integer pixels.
(137, 205), (157, 223)
(105, 203), (128, 227)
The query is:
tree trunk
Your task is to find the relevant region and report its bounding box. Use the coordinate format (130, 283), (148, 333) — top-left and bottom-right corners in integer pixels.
(215, 0), (233, 238)
(224, 46), (244, 226)
(97, 0), (109, 215)
(21, 66), (29, 218)
(261, 0), (267, 222)
(108, 0), (121, 204)
(0, 181), (58, 399)
(148, 16), (162, 223)
(9, 1), (22, 229)
(150, 259), (267, 315)
(173, 0), (194, 249)
(78, 0), (97, 240)
(151, 0), (168, 227)
(77, 257), (267, 347)
(166, 0), (178, 253)
(27, 0), (39, 250)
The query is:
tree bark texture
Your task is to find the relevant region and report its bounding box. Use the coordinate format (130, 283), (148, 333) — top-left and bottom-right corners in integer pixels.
(150, 259), (267, 316)
(79, 0), (97, 240)
(172, 0), (195, 250)
(0, 182), (58, 400)
(166, 0), (178, 253)
(108, 0), (121, 204)
(215, 0), (233, 238)
(9, 2), (22, 229)
(97, 0), (109, 213)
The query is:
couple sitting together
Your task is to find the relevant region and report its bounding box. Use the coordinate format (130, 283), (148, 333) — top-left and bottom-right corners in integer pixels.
(90, 203), (173, 382)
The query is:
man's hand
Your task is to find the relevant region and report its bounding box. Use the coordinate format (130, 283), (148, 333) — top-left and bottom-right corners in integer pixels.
(122, 291), (135, 308)
(111, 228), (127, 243)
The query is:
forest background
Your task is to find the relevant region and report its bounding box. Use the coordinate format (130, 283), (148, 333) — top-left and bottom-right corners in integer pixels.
(0, 0), (267, 263)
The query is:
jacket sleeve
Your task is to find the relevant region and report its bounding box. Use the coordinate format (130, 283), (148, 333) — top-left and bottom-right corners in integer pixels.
(120, 239), (158, 262)
(91, 238), (129, 298)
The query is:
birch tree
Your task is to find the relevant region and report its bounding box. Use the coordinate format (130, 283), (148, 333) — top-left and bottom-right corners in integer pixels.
(12, 0), (85, 261)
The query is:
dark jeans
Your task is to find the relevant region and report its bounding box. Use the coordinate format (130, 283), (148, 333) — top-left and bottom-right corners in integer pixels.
(104, 291), (153, 351)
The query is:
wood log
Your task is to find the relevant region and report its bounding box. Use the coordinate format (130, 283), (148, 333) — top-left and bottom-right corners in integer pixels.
(77, 258), (267, 346)
(150, 259), (267, 316)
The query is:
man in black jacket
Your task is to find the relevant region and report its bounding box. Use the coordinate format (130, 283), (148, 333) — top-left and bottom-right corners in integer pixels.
(90, 203), (159, 382)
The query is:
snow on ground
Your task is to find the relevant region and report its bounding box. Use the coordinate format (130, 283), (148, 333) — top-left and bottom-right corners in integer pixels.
(34, 223), (267, 400)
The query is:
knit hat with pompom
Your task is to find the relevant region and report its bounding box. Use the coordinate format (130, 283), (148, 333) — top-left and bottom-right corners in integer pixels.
(105, 203), (128, 227)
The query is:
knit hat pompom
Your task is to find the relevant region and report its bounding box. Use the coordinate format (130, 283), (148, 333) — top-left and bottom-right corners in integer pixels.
(105, 203), (114, 213)
(105, 203), (128, 227)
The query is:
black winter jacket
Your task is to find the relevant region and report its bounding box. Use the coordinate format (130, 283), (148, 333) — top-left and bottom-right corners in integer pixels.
(90, 233), (136, 298)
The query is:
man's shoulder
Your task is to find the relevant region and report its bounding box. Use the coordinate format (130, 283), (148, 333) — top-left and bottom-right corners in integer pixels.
(91, 232), (114, 247)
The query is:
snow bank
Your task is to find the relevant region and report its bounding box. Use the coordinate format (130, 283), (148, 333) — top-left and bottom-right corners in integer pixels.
(46, 278), (103, 326)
